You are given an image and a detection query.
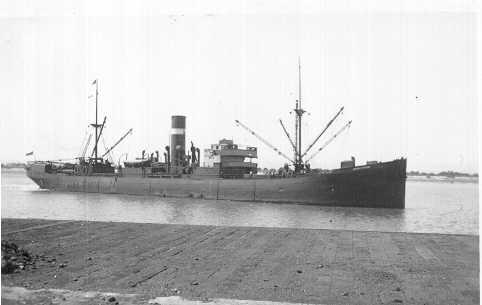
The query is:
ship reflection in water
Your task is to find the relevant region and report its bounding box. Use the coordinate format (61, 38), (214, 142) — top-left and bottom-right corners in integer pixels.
(2, 169), (478, 235)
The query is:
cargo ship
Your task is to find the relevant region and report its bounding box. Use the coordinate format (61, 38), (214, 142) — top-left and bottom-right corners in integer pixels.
(25, 66), (407, 208)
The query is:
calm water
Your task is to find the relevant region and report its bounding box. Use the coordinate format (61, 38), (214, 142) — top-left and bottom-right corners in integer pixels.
(1, 169), (478, 235)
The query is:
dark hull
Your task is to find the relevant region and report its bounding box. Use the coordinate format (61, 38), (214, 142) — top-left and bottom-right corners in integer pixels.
(26, 158), (406, 208)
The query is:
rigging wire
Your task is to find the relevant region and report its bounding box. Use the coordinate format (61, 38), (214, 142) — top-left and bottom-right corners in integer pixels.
(101, 135), (114, 163)
(78, 128), (90, 157)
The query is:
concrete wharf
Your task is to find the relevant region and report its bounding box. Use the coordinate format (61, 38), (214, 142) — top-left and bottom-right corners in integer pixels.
(1, 219), (479, 305)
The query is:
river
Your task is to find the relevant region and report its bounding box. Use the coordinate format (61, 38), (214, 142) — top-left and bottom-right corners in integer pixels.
(1, 169), (478, 235)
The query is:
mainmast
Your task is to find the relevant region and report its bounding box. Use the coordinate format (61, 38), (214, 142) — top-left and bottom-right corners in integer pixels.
(298, 57), (302, 167)
(238, 59), (350, 174)
(294, 57), (306, 172)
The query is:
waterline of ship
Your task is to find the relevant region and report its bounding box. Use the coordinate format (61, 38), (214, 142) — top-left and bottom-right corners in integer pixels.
(2, 169), (478, 235)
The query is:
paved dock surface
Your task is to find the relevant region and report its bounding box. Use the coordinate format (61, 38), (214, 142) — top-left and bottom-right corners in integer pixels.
(1, 219), (479, 305)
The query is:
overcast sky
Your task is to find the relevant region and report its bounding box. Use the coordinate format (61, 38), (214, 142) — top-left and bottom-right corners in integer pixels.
(0, 0), (478, 172)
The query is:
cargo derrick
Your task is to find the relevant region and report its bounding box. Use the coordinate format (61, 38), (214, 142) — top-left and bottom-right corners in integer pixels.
(102, 128), (133, 159)
(235, 59), (351, 173)
(74, 79), (114, 174)
(75, 80), (134, 175)
(83, 79), (112, 173)
(79, 134), (92, 161)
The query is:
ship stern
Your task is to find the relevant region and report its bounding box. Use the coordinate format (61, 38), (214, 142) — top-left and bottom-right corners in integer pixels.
(25, 162), (50, 189)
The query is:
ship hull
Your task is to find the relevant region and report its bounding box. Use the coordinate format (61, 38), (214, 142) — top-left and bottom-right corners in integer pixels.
(25, 159), (406, 208)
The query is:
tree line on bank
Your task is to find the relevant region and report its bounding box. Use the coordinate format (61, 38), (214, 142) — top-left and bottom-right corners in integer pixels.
(407, 170), (478, 178)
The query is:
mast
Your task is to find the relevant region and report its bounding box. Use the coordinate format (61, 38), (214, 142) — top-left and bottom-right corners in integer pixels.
(95, 79), (98, 162)
(294, 100), (298, 163)
(294, 57), (305, 172)
(90, 79), (101, 164)
(298, 57), (302, 167)
(90, 116), (107, 159)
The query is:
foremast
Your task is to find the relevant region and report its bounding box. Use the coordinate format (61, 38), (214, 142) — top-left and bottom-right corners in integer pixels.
(90, 79), (102, 164)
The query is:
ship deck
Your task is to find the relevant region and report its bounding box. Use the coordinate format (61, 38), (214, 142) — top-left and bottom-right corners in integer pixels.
(1, 218), (478, 305)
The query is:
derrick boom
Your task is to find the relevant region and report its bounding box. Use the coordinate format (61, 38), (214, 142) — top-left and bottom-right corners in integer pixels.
(305, 120), (352, 163)
(81, 134), (92, 158)
(102, 128), (133, 158)
(301, 106), (344, 159)
(235, 120), (294, 164)
(279, 119), (297, 156)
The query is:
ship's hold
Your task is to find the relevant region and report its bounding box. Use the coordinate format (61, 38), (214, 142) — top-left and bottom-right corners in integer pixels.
(170, 115), (186, 166)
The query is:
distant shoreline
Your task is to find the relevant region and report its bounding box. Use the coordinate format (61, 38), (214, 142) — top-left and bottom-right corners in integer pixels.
(1, 163), (26, 169)
(1, 167), (25, 172)
(407, 175), (478, 183)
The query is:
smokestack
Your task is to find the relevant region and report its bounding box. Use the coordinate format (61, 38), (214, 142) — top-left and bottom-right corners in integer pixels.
(170, 115), (186, 166)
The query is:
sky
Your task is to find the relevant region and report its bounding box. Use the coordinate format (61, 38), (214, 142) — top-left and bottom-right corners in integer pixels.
(0, 0), (478, 173)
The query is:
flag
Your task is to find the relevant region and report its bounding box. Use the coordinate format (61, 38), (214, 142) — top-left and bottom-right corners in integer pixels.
(92, 79), (97, 85)
(25, 151), (33, 156)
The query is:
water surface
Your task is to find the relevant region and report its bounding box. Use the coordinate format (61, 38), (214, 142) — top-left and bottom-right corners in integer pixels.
(1, 169), (478, 235)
